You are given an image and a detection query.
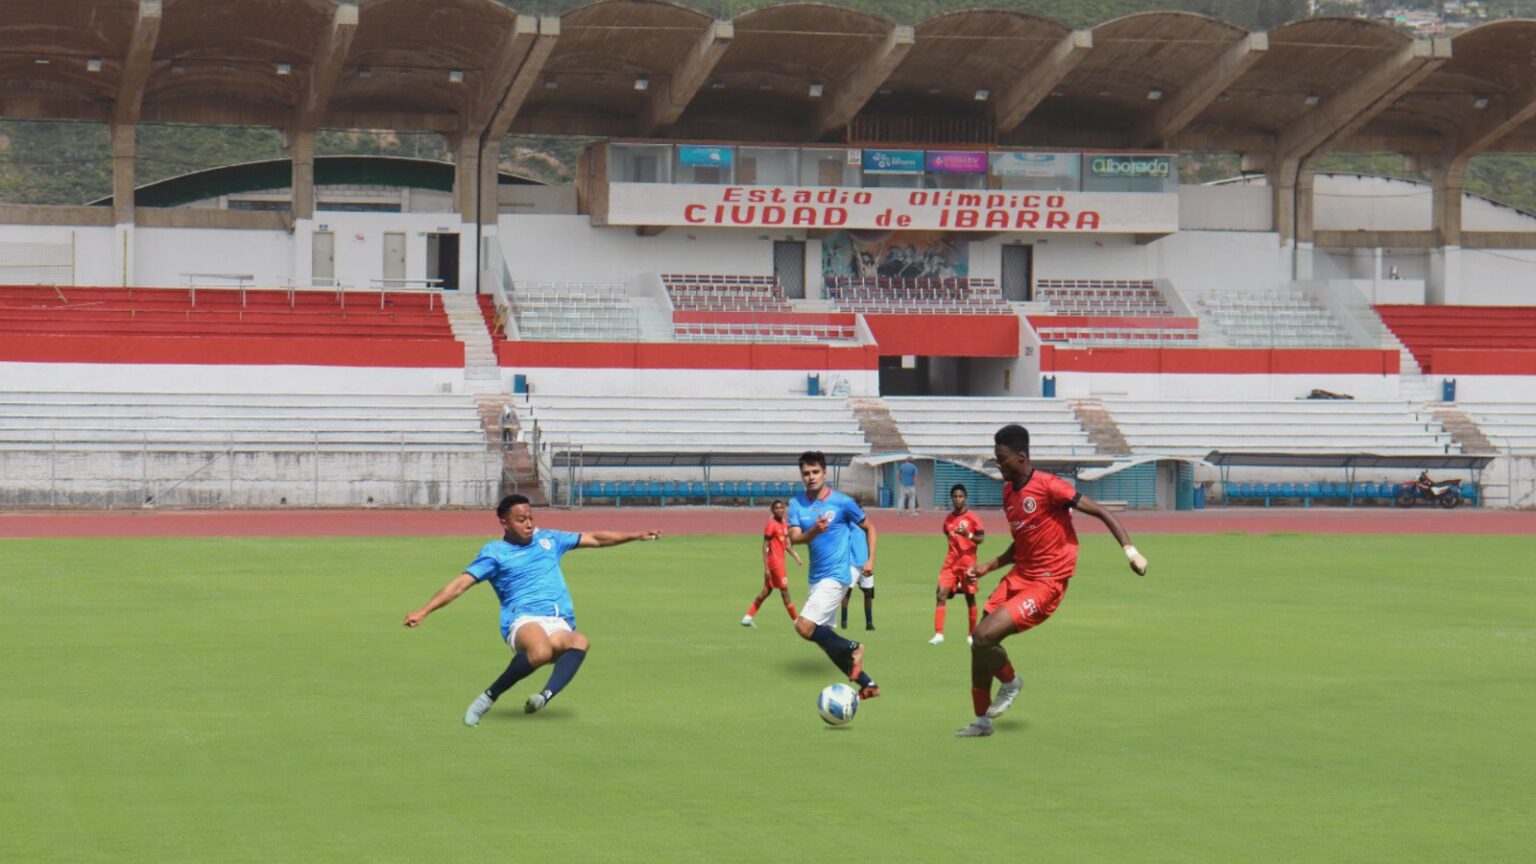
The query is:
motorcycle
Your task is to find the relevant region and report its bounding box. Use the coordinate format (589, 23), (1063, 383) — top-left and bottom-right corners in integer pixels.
(1394, 478), (1462, 509)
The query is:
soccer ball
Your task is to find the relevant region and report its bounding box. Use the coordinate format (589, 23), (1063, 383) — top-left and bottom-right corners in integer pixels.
(817, 682), (859, 726)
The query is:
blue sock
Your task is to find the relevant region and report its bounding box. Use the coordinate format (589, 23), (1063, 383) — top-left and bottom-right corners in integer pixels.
(539, 648), (587, 702)
(485, 651), (535, 701)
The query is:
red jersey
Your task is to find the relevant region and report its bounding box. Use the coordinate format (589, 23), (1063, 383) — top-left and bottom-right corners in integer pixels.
(1001, 469), (1080, 582)
(763, 519), (789, 571)
(942, 509), (984, 569)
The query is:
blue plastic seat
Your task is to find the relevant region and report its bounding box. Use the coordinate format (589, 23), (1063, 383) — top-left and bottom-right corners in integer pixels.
(616, 481), (634, 505)
(746, 481), (764, 504)
(1461, 484), (1477, 504)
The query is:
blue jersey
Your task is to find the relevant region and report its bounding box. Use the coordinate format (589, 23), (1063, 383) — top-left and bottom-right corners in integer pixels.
(464, 528), (583, 639)
(898, 461), (917, 486)
(788, 488), (866, 586)
(849, 523), (869, 569)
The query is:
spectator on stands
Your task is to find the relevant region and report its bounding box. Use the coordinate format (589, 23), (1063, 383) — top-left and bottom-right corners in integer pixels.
(897, 456), (920, 516)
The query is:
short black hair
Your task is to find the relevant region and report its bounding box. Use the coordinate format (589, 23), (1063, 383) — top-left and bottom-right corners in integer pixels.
(497, 493), (531, 519)
(950, 483), (968, 497)
(994, 424), (1030, 454)
(769, 499), (784, 508)
(798, 450), (827, 470)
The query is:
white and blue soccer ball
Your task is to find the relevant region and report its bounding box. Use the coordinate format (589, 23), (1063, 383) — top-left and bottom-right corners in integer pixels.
(817, 682), (860, 726)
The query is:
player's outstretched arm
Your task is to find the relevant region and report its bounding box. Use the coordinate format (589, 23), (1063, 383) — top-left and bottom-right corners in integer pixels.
(970, 541), (1016, 580)
(578, 529), (661, 548)
(858, 519), (877, 574)
(403, 572), (476, 627)
(1074, 495), (1148, 575)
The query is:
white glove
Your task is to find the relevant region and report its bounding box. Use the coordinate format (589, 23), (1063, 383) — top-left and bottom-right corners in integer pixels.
(1124, 545), (1148, 576)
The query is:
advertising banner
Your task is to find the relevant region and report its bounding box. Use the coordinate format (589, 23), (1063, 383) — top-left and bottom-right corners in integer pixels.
(991, 151), (1079, 179)
(603, 183), (1178, 233)
(678, 145), (733, 167)
(861, 149), (924, 174)
(925, 151), (988, 174)
(822, 230), (968, 280)
(1085, 154), (1173, 179)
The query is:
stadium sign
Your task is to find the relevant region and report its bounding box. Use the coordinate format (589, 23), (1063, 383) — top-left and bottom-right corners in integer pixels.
(861, 149), (924, 174)
(1086, 154), (1173, 179)
(926, 151), (989, 174)
(603, 183), (1178, 232)
(990, 152), (1079, 179)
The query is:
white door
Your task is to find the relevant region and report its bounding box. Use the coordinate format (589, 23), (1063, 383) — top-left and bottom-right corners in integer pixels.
(311, 231), (335, 286)
(382, 232), (406, 285)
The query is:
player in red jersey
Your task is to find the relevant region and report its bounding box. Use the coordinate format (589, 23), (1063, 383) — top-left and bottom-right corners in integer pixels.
(741, 500), (803, 626)
(929, 483), (984, 645)
(955, 424), (1148, 737)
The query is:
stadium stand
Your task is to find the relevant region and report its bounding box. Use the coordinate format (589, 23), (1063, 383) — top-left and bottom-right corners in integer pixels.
(663, 274), (792, 312)
(1103, 399), (1460, 457)
(1035, 279), (1175, 317)
(1198, 290), (1354, 348)
(1454, 403), (1536, 450)
(1375, 305), (1536, 374)
(672, 312), (858, 344)
(881, 397), (1098, 460)
(510, 281), (640, 341)
(825, 277), (1006, 314)
(0, 284), (454, 341)
(0, 391), (499, 507)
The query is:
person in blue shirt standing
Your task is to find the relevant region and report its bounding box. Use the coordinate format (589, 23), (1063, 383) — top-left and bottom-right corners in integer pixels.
(403, 494), (661, 726)
(787, 451), (880, 700)
(839, 517), (875, 630)
(897, 455), (920, 515)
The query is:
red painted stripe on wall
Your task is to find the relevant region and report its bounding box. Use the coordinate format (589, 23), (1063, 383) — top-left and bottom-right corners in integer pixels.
(0, 334), (463, 367)
(861, 314), (1018, 357)
(1427, 349), (1536, 375)
(1041, 346), (1400, 375)
(497, 340), (877, 370)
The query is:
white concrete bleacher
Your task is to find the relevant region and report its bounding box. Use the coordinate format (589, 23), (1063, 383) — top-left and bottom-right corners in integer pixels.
(1103, 399), (1459, 457)
(511, 394), (867, 458)
(663, 274), (792, 312)
(1455, 403), (1536, 451)
(1197, 290), (1354, 348)
(825, 277), (1007, 314)
(0, 391), (500, 507)
(882, 397), (1098, 460)
(512, 281), (641, 341)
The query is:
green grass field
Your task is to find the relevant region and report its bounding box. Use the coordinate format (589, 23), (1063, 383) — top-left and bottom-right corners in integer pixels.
(2, 533), (1532, 863)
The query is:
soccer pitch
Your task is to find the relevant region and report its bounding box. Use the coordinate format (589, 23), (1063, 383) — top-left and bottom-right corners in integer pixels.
(2, 533), (1531, 863)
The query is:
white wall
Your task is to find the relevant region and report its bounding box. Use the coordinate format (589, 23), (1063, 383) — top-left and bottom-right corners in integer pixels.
(0, 362), (463, 394)
(1052, 371), (1401, 401)
(1155, 230), (1291, 297)
(1457, 249), (1536, 305)
(502, 366), (879, 398)
(135, 226), (294, 288)
(307, 212), (477, 291)
(1447, 375), (1536, 403)
(1179, 184), (1273, 231)
(0, 224), (119, 285)
(498, 215), (784, 288)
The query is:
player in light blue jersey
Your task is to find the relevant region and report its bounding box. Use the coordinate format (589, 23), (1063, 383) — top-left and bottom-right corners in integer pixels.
(404, 494), (660, 726)
(840, 516), (875, 630)
(787, 451), (880, 700)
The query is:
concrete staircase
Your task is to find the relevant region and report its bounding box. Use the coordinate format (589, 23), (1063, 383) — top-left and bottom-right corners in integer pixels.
(474, 394), (546, 505)
(442, 291), (503, 395)
(1069, 398), (1131, 455)
(849, 397), (907, 452)
(1426, 402), (1497, 455)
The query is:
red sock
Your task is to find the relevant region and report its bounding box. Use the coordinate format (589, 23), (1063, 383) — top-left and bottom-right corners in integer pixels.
(747, 601), (760, 617)
(785, 603), (798, 620)
(934, 604), (946, 633)
(995, 664), (1016, 684)
(971, 687), (991, 718)
(967, 605), (978, 633)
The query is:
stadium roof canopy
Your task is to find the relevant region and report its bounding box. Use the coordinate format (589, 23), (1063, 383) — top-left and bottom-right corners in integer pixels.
(3, 1), (1536, 158)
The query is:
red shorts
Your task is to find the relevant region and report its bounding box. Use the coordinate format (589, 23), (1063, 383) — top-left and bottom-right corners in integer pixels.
(938, 565), (978, 596)
(763, 567), (788, 591)
(984, 571), (1068, 632)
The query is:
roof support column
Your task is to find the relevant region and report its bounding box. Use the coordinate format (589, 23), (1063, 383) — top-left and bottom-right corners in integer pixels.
(995, 29), (1093, 136)
(1269, 156), (1299, 248)
(1431, 160), (1466, 248)
(111, 124), (136, 286)
(290, 130), (316, 221)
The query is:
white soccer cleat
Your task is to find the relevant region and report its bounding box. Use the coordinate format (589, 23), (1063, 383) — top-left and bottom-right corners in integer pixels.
(524, 690), (549, 714)
(740, 615), (756, 627)
(928, 633), (944, 645)
(464, 693), (493, 727)
(986, 677), (1023, 719)
(954, 718), (994, 737)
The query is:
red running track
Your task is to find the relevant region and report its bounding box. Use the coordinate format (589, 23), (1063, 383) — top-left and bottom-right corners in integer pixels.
(2, 506), (1533, 538)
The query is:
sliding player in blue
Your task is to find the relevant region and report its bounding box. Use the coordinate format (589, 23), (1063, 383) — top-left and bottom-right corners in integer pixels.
(403, 494), (661, 726)
(788, 451), (880, 700)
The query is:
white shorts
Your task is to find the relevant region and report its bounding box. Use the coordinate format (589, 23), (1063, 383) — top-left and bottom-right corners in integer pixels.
(800, 578), (852, 627)
(506, 615), (573, 648)
(850, 564), (874, 590)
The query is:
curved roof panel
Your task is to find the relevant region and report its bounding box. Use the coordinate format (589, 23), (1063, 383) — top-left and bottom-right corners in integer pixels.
(872, 11), (1069, 119)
